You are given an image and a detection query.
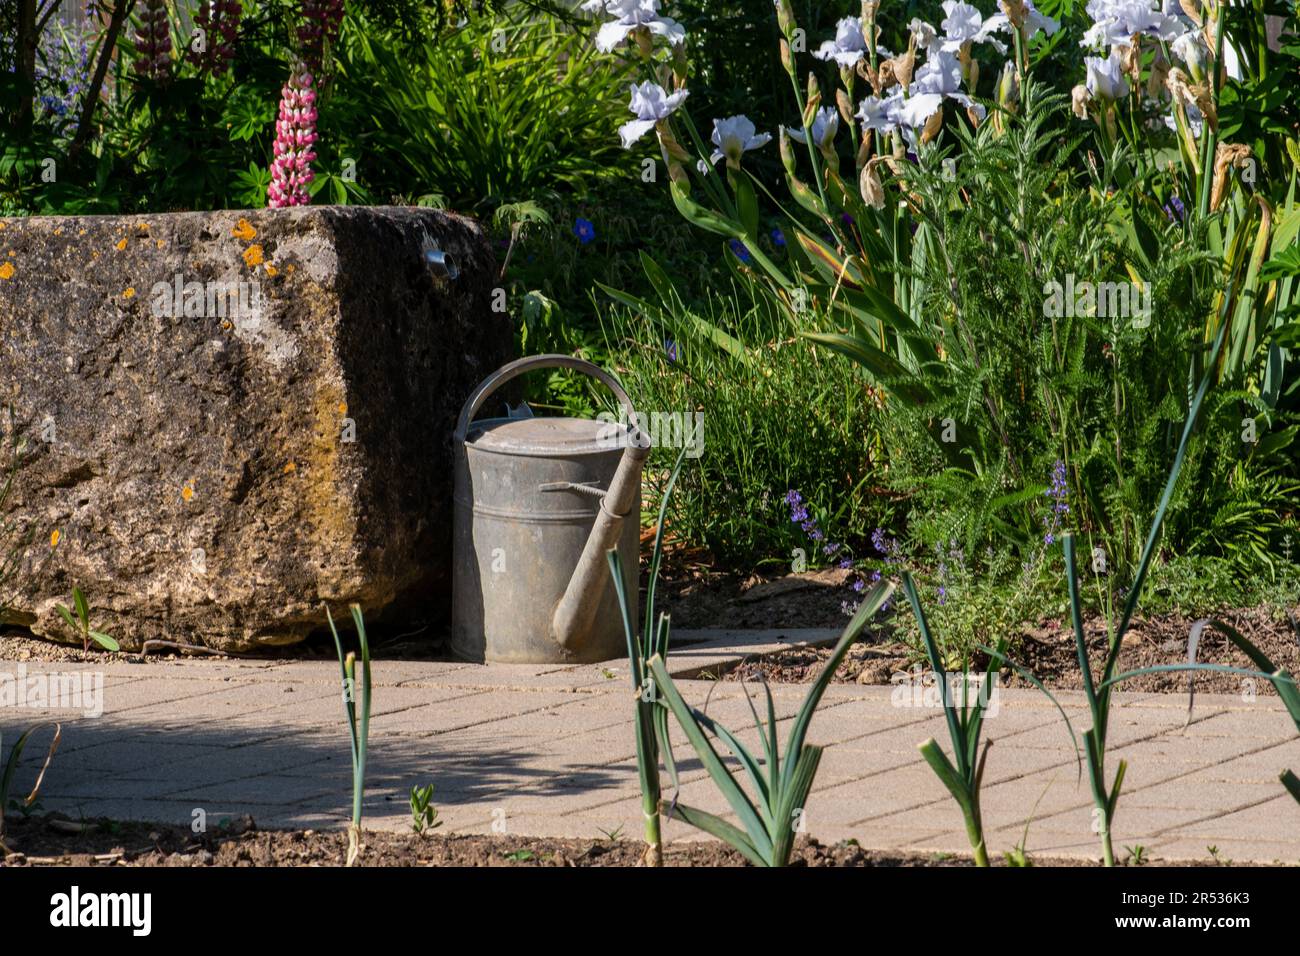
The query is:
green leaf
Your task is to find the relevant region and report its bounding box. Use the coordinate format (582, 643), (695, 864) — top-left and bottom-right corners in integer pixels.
(1281, 770), (1300, 806)
(668, 802), (767, 867)
(918, 738), (973, 814)
(800, 332), (932, 404)
(88, 631), (119, 653)
(647, 654), (774, 861)
(669, 180), (746, 240)
(55, 604), (78, 634)
(731, 170), (760, 239)
(72, 587), (89, 630)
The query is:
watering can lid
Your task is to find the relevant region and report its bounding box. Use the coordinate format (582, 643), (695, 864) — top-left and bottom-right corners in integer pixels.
(467, 416), (619, 457)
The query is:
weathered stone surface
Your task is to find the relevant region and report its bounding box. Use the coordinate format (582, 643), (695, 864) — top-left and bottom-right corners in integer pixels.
(0, 206), (510, 650)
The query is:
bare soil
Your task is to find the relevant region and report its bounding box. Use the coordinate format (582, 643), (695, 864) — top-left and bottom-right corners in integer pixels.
(0, 813), (1209, 867)
(719, 605), (1300, 695)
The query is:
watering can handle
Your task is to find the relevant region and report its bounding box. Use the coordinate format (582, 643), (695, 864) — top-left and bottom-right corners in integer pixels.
(454, 354), (636, 441)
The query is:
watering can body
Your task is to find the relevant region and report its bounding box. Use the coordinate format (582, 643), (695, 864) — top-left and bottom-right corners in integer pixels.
(452, 356), (647, 664)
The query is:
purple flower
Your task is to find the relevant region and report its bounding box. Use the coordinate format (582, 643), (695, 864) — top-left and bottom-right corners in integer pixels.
(1163, 195), (1186, 222)
(573, 217), (596, 244)
(1042, 459), (1069, 545)
(840, 212), (855, 228)
(871, 527), (900, 560)
(664, 339), (678, 362)
(771, 227), (786, 248)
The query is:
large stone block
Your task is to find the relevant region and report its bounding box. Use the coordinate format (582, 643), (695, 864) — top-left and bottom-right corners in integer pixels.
(0, 206), (510, 650)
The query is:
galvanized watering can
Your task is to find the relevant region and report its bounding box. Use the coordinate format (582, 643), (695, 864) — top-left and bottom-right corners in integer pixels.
(452, 355), (649, 663)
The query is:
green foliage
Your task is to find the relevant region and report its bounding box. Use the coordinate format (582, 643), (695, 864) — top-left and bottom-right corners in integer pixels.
(409, 783), (442, 833)
(901, 569), (1076, 866)
(54, 586), (120, 653)
(339, 8), (635, 212)
(644, 579), (894, 867)
(602, 255), (886, 562)
(606, 448), (689, 867)
(326, 602), (371, 866)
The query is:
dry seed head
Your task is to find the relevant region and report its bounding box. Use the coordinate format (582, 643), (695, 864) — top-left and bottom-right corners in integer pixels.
(920, 106), (944, 145)
(836, 89), (855, 125)
(1121, 36), (1143, 83)
(999, 0), (1027, 30)
(1071, 84), (1092, 119)
(857, 59), (879, 93)
(1210, 142), (1253, 211)
(860, 157), (889, 209)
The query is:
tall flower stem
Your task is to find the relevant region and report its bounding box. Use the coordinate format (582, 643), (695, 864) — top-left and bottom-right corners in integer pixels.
(1197, 3), (1227, 218)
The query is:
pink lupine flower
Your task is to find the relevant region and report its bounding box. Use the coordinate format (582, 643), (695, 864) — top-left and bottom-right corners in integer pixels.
(297, 0), (346, 74)
(133, 0), (173, 80)
(189, 0), (243, 77)
(267, 69), (318, 209)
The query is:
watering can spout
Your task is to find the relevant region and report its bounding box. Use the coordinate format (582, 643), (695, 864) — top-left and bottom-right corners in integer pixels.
(552, 433), (650, 650)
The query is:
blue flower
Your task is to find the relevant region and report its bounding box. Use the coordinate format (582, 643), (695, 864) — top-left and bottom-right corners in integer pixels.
(1042, 459), (1069, 544)
(664, 339), (678, 363)
(770, 227), (786, 248)
(573, 217), (596, 245)
(728, 239), (753, 263)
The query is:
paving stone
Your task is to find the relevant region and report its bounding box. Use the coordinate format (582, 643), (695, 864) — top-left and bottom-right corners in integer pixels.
(13, 649), (1296, 862)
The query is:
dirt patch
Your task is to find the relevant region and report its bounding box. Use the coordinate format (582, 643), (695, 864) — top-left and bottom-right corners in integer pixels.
(722, 605), (1300, 695)
(0, 813), (1214, 866)
(656, 561), (856, 629)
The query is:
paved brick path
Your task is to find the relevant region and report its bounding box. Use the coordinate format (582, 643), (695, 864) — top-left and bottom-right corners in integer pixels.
(4, 629), (1299, 863)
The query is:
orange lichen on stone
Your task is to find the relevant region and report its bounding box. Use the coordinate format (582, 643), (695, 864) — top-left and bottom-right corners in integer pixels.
(50, 529), (60, 548)
(242, 244), (264, 267)
(338, 402), (347, 415)
(283, 461), (297, 474)
(156, 240), (164, 249)
(122, 287), (136, 299)
(264, 264), (278, 277)
(285, 264), (295, 274)
(181, 483), (194, 502)
(114, 238), (127, 251)
(220, 319), (233, 330)
(232, 219), (257, 241)
(0, 262), (14, 280)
